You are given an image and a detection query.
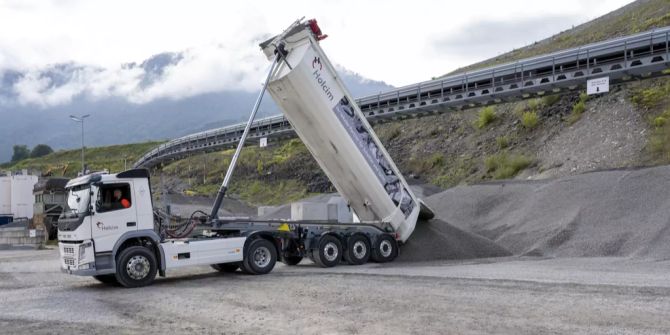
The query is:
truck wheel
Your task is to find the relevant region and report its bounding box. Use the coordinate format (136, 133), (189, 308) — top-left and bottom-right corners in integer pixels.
(93, 274), (119, 286)
(243, 239), (277, 275)
(282, 256), (303, 266)
(211, 263), (240, 273)
(371, 234), (398, 263)
(344, 234), (371, 265)
(115, 246), (157, 288)
(314, 235), (341, 268)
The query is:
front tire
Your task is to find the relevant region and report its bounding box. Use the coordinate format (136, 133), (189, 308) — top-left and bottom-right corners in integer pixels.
(243, 239), (277, 275)
(114, 246), (157, 288)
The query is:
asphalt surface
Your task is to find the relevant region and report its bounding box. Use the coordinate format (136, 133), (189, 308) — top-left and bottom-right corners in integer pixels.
(1, 249), (669, 335)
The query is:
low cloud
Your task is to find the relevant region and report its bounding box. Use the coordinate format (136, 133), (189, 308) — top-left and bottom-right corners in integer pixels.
(6, 41), (271, 108)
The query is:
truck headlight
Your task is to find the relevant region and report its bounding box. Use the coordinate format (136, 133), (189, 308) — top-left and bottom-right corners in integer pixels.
(79, 242), (92, 260)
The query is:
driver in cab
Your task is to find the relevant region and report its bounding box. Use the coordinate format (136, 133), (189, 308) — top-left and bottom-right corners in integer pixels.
(112, 189), (131, 209)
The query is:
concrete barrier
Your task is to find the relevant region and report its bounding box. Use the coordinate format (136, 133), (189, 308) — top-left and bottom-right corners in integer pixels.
(0, 226), (45, 249)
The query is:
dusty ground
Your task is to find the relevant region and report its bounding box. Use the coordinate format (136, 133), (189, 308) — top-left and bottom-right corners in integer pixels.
(1, 248), (669, 335)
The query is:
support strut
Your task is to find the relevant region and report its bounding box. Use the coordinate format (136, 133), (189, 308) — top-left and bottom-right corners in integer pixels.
(209, 56), (279, 220)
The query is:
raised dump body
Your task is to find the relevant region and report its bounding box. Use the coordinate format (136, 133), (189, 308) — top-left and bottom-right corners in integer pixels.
(261, 20), (430, 242)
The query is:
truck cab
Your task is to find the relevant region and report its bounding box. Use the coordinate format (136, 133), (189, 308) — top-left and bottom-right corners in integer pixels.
(58, 170), (163, 280)
(58, 169), (261, 287)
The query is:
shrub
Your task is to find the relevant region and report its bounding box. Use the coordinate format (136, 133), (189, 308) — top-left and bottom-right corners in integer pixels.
(541, 94), (561, 107)
(475, 106), (496, 129)
(521, 111), (539, 128)
(568, 92), (588, 124)
(30, 144), (54, 158)
(653, 116), (667, 128)
(496, 136), (509, 149)
(527, 98), (542, 111)
(484, 152), (532, 179)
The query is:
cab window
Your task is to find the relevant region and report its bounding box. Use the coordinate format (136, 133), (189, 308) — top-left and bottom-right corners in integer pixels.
(96, 183), (132, 212)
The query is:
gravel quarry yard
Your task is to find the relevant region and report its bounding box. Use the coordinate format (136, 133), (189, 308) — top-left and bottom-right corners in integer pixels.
(1, 248), (669, 335)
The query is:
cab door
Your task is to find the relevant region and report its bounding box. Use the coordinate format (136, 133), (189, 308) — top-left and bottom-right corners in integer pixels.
(91, 181), (138, 252)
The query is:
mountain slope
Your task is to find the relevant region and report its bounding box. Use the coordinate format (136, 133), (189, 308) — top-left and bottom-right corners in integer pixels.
(0, 53), (393, 163)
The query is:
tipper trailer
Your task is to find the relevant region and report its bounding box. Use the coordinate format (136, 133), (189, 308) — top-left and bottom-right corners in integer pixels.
(58, 18), (433, 288)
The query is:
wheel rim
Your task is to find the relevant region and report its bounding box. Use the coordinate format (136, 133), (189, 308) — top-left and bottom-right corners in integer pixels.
(323, 242), (339, 262)
(379, 240), (393, 258)
(352, 240), (367, 259)
(253, 246), (272, 268)
(126, 255), (150, 280)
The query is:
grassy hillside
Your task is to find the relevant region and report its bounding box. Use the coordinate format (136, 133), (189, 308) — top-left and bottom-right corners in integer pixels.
(1, 141), (163, 178)
(157, 139), (331, 206)
(446, 0), (670, 76)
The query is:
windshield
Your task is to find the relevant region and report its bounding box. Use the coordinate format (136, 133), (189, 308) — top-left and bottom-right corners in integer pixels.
(63, 184), (91, 217)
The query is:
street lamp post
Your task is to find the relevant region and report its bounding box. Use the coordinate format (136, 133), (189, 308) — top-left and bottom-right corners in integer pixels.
(69, 114), (90, 175)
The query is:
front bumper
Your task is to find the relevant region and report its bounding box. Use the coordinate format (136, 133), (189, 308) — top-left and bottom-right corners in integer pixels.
(59, 240), (97, 276)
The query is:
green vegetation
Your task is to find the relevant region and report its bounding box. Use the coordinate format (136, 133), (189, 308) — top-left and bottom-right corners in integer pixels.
(521, 111), (539, 129)
(568, 92), (588, 124)
(514, 98), (545, 128)
(496, 136), (509, 149)
(541, 94), (561, 107)
(2, 141), (163, 177)
(631, 80), (670, 109)
(484, 152), (533, 179)
(431, 154), (475, 189)
(646, 108), (670, 164)
(475, 106), (496, 129)
(30, 144), (54, 158)
(11, 145), (30, 162)
(408, 153), (446, 175)
(162, 139), (318, 205)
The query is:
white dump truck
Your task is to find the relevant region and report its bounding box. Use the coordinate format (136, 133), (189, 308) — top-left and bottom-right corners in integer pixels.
(58, 18), (433, 288)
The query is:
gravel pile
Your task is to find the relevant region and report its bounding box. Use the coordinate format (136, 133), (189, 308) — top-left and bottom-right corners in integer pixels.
(397, 219), (511, 262)
(426, 165), (670, 259)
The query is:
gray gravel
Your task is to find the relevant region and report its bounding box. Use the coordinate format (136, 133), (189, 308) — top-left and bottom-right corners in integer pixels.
(533, 88), (647, 179)
(426, 165), (670, 259)
(1, 249), (670, 334)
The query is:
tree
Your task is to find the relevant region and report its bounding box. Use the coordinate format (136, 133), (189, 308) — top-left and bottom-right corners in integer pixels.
(11, 145), (30, 162)
(30, 144), (54, 158)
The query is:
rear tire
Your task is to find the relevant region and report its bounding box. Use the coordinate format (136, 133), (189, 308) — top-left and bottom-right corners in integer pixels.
(243, 239), (277, 275)
(313, 235), (342, 268)
(114, 246), (157, 288)
(211, 263), (240, 273)
(93, 274), (119, 285)
(282, 256), (303, 266)
(344, 234), (371, 265)
(371, 234), (398, 263)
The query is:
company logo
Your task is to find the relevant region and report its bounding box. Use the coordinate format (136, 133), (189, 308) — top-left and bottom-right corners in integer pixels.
(312, 57), (322, 70)
(96, 222), (119, 231)
(311, 56), (334, 102)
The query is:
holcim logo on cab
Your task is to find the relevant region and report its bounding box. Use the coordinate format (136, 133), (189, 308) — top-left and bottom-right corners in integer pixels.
(96, 222), (118, 231)
(311, 56), (334, 102)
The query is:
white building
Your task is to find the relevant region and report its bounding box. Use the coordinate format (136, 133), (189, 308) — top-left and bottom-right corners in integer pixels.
(0, 170), (39, 219)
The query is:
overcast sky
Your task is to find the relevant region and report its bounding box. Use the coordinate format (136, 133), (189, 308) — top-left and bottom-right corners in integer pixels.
(0, 0), (634, 106)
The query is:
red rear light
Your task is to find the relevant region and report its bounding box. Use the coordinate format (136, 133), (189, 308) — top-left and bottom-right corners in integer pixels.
(308, 19), (328, 41)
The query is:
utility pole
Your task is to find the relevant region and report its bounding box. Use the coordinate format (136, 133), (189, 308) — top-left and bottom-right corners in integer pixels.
(69, 114), (90, 175)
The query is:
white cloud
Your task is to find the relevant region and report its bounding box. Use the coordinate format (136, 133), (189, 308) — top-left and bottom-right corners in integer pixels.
(0, 0), (635, 107)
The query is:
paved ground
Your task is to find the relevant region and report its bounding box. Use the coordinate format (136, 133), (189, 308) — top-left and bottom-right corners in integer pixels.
(1, 248), (669, 334)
